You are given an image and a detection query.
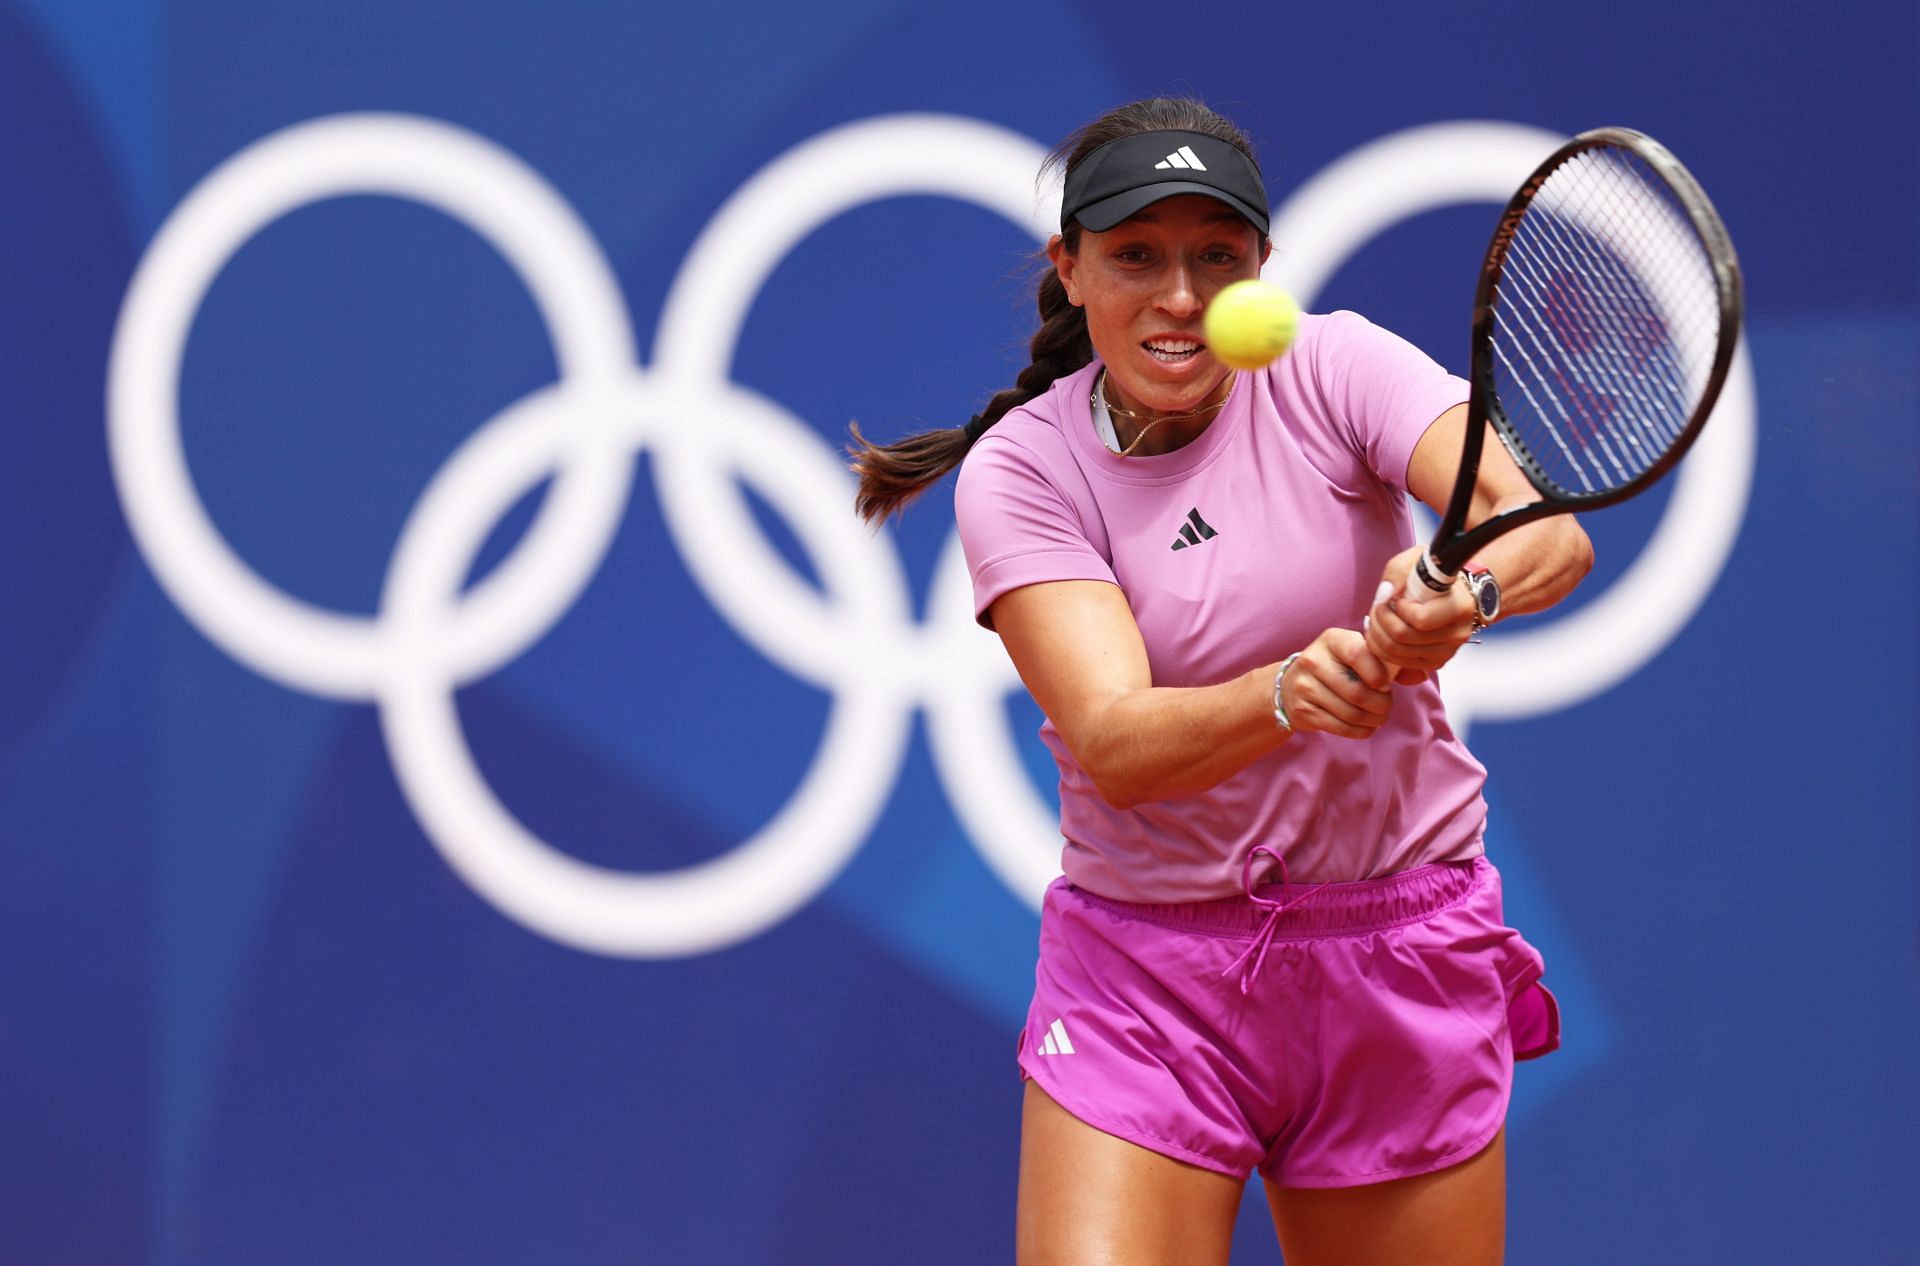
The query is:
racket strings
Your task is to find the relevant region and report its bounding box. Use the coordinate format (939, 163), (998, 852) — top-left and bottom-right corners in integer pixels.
(1488, 145), (1723, 499)
(1506, 155), (1713, 489)
(1535, 168), (1709, 426)
(1505, 165), (1696, 485)
(1537, 151), (1711, 412)
(1501, 215), (1682, 487)
(1530, 192), (1692, 434)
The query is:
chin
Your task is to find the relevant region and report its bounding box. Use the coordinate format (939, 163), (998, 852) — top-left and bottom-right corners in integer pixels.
(1132, 360), (1227, 406)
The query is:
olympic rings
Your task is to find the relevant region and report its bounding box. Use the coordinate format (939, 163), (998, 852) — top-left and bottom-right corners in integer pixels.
(107, 113), (1755, 956)
(108, 114), (638, 699)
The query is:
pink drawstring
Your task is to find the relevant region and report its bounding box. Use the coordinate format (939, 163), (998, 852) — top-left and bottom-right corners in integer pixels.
(1222, 845), (1324, 995)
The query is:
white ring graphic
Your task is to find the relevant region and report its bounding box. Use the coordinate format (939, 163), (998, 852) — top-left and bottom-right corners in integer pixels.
(378, 373), (914, 955)
(651, 115), (1069, 912)
(109, 113), (1754, 951)
(108, 114), (637, 699)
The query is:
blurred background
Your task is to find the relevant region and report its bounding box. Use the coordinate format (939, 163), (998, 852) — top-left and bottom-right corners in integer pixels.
(2, 1), (1914, 1262)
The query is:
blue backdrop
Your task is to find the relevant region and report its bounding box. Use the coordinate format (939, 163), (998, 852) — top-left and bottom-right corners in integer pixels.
(3, 2), (1915, 1263)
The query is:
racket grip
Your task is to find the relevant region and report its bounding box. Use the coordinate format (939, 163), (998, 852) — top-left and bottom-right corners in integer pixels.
(1399, 550), (1456, 605)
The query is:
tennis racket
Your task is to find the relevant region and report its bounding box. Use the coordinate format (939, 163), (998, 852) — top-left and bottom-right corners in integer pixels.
(1405, 126), (1743, 603)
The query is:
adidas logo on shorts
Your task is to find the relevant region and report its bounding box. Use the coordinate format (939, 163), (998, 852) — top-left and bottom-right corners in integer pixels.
(1035, 1018), (1076, 1056)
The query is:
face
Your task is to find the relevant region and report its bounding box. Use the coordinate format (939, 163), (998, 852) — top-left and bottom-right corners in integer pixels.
(1050, 194), (1270, 422)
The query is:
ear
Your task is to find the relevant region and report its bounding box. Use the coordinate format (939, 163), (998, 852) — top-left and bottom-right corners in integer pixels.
(1259, 238), (1273, 266)
(1046, 234), (1084, 307)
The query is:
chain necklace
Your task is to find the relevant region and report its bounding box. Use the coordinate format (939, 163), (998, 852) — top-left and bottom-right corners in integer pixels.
(1093, 370), (1233, 456)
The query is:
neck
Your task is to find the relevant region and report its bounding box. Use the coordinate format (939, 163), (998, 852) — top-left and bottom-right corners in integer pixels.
(1101, 371), (1234, 456)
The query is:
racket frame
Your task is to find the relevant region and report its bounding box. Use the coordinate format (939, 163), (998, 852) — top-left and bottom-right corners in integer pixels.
(1413, 127), (1743, 591)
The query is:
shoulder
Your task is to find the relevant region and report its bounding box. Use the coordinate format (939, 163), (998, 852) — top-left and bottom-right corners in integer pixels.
(955, 363), (1097, 499)
(1260, 308), (1461, 410)
(1247, 311), (1385, 399)
(1301, 309), (1448, 377)
(1272, 309), (1404, 369)
(954, 363), (1111, 559)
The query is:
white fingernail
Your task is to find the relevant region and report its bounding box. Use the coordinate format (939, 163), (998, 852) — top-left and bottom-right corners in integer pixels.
(1374, 580), (1393, 605)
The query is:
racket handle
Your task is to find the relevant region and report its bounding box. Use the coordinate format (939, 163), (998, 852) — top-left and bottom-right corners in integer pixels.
(1399, 550), (1456, 605)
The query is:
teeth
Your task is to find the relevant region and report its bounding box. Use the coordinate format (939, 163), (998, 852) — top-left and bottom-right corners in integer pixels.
(1146, 340), (1200, 353)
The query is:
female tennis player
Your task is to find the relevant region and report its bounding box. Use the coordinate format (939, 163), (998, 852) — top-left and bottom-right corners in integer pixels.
(851, 98), (1591, 1266)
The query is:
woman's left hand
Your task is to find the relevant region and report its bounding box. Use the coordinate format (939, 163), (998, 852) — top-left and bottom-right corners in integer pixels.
(1363, 545), (1478, 684)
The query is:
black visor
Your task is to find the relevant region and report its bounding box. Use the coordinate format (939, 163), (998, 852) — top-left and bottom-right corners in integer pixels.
(1060, 129), (1269, 236)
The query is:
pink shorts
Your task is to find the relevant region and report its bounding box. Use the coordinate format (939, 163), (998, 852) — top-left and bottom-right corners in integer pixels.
(1017, 856), (1560, 1187)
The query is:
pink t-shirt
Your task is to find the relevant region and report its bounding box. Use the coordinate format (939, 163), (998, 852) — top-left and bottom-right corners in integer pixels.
(954, 310), (1487, 901)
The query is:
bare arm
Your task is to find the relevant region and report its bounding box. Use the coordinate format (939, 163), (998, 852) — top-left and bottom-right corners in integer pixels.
(1364, 403), (1595, 675)
(1406, 403), (1595, 618)
(990, 580), (1394, 810)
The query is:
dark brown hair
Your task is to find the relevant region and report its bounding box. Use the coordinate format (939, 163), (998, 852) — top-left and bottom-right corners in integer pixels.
(849, 98), (1263, 524)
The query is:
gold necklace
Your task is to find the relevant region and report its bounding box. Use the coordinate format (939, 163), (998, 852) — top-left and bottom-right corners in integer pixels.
(1094, 370), (1232, 456)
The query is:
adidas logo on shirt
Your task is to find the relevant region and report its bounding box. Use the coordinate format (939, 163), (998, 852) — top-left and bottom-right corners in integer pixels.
(1169, 507), (1218, 551)
(1036, 1018), (1076, 1056)
(1154, 145), (1207, 171)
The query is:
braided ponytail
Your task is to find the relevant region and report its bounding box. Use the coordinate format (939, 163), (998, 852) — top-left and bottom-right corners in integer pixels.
(850, 259), (1088, 524)
(849, 97), (1261, 524)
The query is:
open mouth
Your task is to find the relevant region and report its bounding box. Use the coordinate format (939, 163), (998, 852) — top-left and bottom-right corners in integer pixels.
(1143, 338), (1204, 364)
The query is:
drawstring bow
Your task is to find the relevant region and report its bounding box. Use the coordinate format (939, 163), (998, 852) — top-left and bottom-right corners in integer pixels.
(1222, 845), (1324, 995)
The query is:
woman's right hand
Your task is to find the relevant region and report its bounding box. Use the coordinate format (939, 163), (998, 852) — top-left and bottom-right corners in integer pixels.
(1280, 628), (1395, 739)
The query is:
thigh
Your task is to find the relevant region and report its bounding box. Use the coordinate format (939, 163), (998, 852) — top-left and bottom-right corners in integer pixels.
(1264, 1127), (1506, 1266)
(1017, 1082), (1245, 1266)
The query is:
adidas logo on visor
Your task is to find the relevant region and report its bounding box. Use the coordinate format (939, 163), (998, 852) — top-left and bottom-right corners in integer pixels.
(1154, 145), (1208, 171)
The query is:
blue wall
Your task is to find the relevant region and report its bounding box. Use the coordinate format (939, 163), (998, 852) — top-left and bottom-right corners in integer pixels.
(2, 2), (1914, 1262)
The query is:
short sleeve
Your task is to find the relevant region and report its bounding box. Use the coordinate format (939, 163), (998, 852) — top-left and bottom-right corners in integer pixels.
(953, 433), (1117, 629)
(1314, 311), (1470, 493)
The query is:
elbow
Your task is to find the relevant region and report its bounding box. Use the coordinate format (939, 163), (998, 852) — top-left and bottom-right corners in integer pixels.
(1570, 521), (1596, 585)
(1541, 522), (1595, 613)
(1088, 764), (1148, 811)
(1066, 703), (1154, 810)
(1080, 743), (1155, 810)
(1543, 516), (1594, 592)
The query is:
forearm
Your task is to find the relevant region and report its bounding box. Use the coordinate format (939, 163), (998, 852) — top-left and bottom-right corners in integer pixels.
(993, 585), (1390, 810)
(1405, 411), (1596, 623)
(1470, 496), (1594, 619)
(1072, 662), (1287, 809)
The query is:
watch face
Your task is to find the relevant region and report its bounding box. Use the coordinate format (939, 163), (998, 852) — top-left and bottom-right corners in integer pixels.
(1474, 576), (1500, 620)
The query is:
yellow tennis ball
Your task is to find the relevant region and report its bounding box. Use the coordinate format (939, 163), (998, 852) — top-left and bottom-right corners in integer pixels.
(1204, 279), (1300, 370)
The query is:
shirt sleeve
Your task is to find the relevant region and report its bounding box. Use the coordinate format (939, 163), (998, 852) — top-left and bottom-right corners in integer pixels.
(953, 433), (1117, 629)
(1315, 311), (1470, 494)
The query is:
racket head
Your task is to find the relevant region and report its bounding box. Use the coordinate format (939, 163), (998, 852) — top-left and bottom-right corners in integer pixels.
(1436, 128), (1743, 573)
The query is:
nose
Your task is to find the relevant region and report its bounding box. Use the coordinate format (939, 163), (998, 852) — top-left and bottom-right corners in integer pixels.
(1156, 260), (1202, 320)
